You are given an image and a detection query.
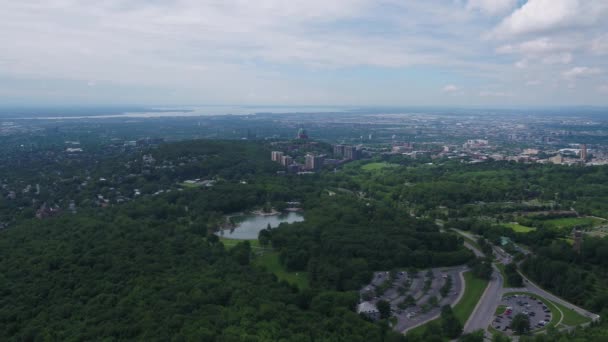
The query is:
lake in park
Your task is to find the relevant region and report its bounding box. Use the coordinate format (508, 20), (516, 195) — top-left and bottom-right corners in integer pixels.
(218, 212), (304, 240)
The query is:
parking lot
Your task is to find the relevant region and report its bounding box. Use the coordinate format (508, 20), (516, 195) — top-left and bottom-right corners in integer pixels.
(358, 266), (465, 332)
(491, 294), (553, 334)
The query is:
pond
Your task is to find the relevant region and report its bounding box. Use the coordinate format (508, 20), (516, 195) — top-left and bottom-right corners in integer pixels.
(217, 212), (304, 240)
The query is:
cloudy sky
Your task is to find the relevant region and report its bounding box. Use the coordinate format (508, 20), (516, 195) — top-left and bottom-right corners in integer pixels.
(1, 0), (608, 106)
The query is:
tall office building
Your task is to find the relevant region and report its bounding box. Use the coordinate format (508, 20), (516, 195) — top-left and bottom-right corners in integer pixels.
(343, 146), (360, 160)
(305, 153), (324, 170)
(271, 151), (284, 162)
(281, 155), (293, 166)
(581, 144), (588, 161)
(333, 144), (345, 157)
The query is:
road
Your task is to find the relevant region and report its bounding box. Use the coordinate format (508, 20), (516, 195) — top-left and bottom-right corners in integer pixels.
(513, 271), (600, 322)
(450, 227), (600, 336)
(463, 264), (503, 333)
(456, 230), (504, 334)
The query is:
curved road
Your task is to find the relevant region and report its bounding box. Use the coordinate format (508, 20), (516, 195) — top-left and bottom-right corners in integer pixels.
(513, 272), (600, 322)
(454, 228), (599, 335)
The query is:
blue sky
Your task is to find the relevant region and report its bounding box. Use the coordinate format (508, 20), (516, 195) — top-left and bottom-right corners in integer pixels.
(1, 0), (608, 106)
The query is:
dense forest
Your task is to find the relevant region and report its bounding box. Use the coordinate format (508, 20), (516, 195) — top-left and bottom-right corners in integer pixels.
(267, 195), (473, 290)
(3, 139), (608, 341)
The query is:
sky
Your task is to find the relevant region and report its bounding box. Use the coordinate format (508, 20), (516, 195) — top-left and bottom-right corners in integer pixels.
(1, 0), (608, 107)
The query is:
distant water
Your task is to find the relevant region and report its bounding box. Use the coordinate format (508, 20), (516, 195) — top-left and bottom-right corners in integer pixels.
(14, 105), (350, 120)
(218, 212), (304, 240)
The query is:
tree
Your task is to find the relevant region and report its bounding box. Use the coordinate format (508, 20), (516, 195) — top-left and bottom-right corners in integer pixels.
(459, 329), (485, 342)
(511, 313), (531, 335)
(440, 305), (463, 338)
(377, 300), (391, 320)
(492, 334), (511, 342)
(470, 258), (493, 280)
(505, 263), (523, 287)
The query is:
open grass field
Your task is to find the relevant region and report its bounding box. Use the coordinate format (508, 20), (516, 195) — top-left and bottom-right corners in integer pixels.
(505, 223), (536, 233)
(361, 162), (399, 171)
(542, 217), (604, 230)
(254, 251), (309, 289)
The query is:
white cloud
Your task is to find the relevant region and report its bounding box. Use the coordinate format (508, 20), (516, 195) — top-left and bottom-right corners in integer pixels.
(479, 90), (513, 97)
(442, 84), (460, 93)
(562, 66), (602, 79)
(491, 0), (608, 38)
(515, 59), (528, 68)
(498, 38), (573, 67)
(541, 53), (572, 64)
(591, 34), (608, 55)
(0, 0), (607, 105)
(598, 85), (608, 93)
(526, 80), (541, 86)
(466, 0), (517, 16)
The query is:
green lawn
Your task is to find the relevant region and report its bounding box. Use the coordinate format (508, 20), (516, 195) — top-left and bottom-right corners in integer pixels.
(454, 272), (489, 324)
(406, 272), (489, 337)
(543, 217), (604, 230)
(494, 305), (506, 315)
(551, 300), (592, 326)
(218, 237), (308, 289)
(219, 236), (262, 249)
(361, 162), (399, 171)
(180, 182), (202, 188)
(505, 223), (536, 233)
(254, 251), (309, 289)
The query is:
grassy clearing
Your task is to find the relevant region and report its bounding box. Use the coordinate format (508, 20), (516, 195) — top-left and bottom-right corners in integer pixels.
(180, 182), (202, 188)
(454, 272), (489, 324)
(219, 236), (262, 249)
(361, 162), (399, 171)
(551, 301), (592, 326)
(505, 223), (536, 233)
(543, 217), (603, 230)
(254, 251), (309, 289)
(219, 237), (308, 289)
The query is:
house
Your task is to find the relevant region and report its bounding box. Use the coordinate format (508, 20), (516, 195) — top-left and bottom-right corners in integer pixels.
(357, 301), (380, 320)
